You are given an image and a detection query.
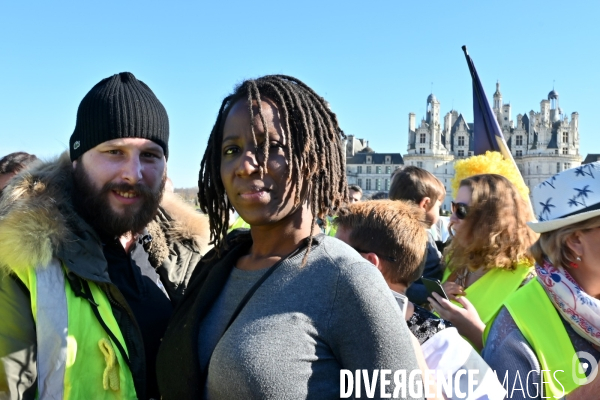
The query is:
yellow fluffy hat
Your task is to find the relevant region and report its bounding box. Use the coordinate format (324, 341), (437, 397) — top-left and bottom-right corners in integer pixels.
(451, 151), (529, 201)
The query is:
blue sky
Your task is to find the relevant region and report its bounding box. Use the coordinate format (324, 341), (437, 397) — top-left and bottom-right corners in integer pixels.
(2, 0), (599, 187)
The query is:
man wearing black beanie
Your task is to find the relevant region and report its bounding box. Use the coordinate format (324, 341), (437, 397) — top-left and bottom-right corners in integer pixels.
(0, 72), (211, 399)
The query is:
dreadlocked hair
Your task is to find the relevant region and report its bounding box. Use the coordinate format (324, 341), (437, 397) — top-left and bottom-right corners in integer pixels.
(198, 75), (348, 261)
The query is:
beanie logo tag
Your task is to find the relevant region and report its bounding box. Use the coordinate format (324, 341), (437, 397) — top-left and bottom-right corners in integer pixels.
(73, 141), (80, 150)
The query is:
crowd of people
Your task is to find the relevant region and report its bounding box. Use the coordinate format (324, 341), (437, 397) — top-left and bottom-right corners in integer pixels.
(1, 71), (599, 399)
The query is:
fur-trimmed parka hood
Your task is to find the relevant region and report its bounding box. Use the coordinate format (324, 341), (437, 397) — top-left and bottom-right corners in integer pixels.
(0, 152), (211, 289)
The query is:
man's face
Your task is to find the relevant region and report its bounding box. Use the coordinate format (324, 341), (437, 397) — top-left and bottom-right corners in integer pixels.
(424, 198), (442, 227)
(349, 189), (362, 203)
(72, 138), (166, 237)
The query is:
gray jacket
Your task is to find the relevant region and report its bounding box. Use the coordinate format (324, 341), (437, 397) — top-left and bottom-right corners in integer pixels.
(0, 153), (211, 399)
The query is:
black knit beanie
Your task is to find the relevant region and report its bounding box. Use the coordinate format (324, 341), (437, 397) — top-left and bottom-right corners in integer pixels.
(69, 72), (169, 161)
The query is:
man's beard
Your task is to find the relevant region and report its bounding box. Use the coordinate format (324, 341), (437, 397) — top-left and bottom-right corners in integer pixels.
(72, 163), (166, 238)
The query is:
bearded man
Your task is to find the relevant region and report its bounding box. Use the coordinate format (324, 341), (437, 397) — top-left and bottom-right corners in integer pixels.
(0, 72), (211, 400)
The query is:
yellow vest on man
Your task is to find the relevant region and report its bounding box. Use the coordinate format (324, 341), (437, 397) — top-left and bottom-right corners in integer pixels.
(12, 258), (137, 399)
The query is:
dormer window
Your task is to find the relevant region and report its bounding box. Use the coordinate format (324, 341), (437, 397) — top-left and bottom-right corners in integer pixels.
(366, 156), (372, 164)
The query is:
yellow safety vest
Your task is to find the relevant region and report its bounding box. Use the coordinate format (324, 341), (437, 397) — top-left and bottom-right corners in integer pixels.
(442, 262), (533, 345)
(12, 258), (137, 399)
(505, 279), (582, 397)
(228, 216), (250, 232)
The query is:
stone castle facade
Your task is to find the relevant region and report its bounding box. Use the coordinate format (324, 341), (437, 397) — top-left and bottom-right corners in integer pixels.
(403, 83), (581, 211)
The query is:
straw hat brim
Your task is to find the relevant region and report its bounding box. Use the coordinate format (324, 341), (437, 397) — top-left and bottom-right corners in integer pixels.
(527, 208), (600, 233)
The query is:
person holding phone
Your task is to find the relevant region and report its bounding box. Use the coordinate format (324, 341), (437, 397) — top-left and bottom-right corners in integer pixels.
(428, 174), (537, 351)
(155, 75), (421, 399)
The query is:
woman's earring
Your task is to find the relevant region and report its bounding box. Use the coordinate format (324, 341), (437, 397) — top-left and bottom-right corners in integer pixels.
(570, 256), (582, 269)
(576, 256), (582, 261)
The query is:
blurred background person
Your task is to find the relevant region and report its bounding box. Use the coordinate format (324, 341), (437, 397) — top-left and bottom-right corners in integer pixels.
(0, 152), (38, 195)
(348, 184), (362, 203)
(389, 166), (445, 305)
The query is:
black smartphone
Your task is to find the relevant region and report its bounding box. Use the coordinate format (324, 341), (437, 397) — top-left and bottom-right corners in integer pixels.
(422, 278), (450, 301)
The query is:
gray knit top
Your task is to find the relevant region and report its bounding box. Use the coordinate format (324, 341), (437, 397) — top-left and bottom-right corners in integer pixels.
(198, 236), (423, 400)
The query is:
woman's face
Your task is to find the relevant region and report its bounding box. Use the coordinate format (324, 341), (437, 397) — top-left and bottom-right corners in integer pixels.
(220, 98), (304, 227)
(450, 185), (472, 235)
(567, 226), (600, 287)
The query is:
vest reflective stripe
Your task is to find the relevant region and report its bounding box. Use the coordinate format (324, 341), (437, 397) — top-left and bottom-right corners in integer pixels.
(36, 258), (68, 398)
(505, 279), (580, 397)
(442, 263), (533, 345)
(12, 259), (137, 399)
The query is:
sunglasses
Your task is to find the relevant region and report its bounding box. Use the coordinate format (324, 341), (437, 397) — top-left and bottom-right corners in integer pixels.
(451, 201), (470, 220)
(351, 246), (397, 263)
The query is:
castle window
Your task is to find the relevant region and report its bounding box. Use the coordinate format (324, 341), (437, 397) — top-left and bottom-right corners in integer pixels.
(555, 149), (559, 155)
(420, 133), (426, 144)
(516, 150), (522, 157)
(516, 135), (523, 146)
(563, 132), (568, 143)
(557, 163), (560, 173)
(458, 150), (465, 157)
(366, 166), (372, 174)
(385, 166), (391, 174)
(458, 136), (465, 146)
(385, 156), (391, 164)
(384, 179), (390, 191)
(376, 179), (381, 191)
(366, 156), (372, 164)
(376, 166), (382, 174)
(563, 148), (568, 155)
(564, 163), (571, 170)
(357, 178), (362, 188)
(419, 147), (426, 154)
(417, 161), (423, 168)
(366, 179), (371, 190)
(357, 166), (362, 173)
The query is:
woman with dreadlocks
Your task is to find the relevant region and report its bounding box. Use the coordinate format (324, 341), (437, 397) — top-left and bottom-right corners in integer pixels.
(156, 75), (421, 399)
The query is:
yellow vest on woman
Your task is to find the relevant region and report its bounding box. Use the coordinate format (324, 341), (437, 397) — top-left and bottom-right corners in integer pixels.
(12, 258), (137, 399)
(442, 262), (533, 345)
(505, 279), (582, 398)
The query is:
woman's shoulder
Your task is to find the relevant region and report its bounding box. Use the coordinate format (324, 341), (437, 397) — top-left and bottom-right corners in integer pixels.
(313, 235), (380, 273)
(309, 236), (392, 295)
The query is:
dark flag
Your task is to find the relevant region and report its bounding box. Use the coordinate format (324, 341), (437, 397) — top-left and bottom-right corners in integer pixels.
(461, 45), (511, 157)
(461, 45), (534, 213)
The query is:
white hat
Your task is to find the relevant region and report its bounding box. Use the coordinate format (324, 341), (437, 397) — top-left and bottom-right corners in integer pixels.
(528, 162), (600, 233)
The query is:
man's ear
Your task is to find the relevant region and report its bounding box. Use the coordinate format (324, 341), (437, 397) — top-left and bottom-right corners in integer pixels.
(364, 252), (382, 270)
(418, 197), (431, 211)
